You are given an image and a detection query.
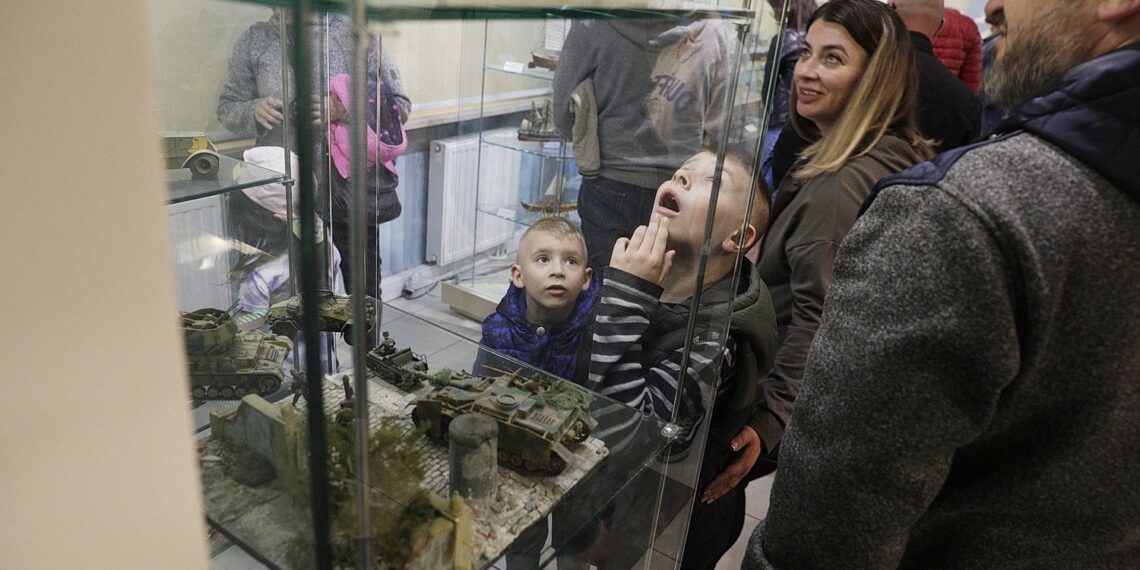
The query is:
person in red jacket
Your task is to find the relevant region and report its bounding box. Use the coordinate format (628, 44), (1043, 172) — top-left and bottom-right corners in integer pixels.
(932, 7), (983, 92)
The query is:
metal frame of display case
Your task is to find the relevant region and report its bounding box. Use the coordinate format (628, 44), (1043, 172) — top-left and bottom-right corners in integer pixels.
(159, 1), (785, 568)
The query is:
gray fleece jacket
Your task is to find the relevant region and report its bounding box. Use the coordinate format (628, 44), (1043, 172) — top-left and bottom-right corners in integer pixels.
(217, 12), (409, 147)
(747, 43), (1140, 569)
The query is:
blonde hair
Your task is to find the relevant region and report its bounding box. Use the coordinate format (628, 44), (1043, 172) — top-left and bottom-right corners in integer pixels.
(791, 0), (933, 180)
(692, 145), (771, 248)
(517, 216), (588, 260)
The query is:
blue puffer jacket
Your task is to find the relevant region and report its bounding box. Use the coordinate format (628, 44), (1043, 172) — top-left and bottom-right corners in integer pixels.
(472, 281), (600, 380)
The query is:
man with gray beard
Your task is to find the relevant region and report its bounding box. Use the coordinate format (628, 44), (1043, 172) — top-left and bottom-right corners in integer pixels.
(745, 0), (1140, 568)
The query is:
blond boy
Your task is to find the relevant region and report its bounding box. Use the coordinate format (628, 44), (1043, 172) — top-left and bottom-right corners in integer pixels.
(473, 217), (597, 380)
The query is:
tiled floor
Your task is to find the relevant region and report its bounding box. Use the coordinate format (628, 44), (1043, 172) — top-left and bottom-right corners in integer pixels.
(207, 286), (774, 569)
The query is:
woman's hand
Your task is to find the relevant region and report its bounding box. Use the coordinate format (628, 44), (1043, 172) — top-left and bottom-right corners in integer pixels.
(701, 426), (762, 503)
(610, 213), (676, 286)
(254, 97), (284, 130)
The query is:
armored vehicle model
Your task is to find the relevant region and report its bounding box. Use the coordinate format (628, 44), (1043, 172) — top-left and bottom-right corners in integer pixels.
(161, 131), (221, 180)
(265, 289), (377, 346)
(182, 307), (292, 400)
(412, 370), (597, 474)
(365, 332), (431, 391)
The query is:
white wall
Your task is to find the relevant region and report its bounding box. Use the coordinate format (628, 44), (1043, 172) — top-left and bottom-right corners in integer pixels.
(0, 1), (210, 567)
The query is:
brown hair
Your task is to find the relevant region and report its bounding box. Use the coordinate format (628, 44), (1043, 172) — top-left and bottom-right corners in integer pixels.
(791, 0), (933, 179)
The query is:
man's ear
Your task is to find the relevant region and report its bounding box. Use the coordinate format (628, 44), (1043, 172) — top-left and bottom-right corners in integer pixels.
(723, 224), (758, 253)
(510, 264), (524, 288)
(582, 267), (593, 291)
(1098, 0), (1140, 22)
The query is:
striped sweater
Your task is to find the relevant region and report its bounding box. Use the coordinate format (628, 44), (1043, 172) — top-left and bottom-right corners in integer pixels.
(577, 262), (779, 457)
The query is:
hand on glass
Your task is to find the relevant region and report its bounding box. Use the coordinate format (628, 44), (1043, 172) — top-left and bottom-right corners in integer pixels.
(701, 426), (762, 504)
(254, 97), (284, 130)
(610, 213), (676, 286)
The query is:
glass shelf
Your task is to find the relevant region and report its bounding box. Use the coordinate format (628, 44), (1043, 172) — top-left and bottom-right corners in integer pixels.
(166, 154), (290, 205)
(477, 200), (580, 229)
(482, 129), (569, 159)
(238, 1), (754, 23)
(485, 61), (556, 82)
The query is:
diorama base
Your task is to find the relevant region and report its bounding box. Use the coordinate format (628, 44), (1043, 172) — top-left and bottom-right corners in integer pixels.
(201, 369), (608, 569)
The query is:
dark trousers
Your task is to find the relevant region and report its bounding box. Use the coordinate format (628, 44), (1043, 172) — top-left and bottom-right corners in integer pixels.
(330, 197), (380, 298)
(577, 175), (659, 272)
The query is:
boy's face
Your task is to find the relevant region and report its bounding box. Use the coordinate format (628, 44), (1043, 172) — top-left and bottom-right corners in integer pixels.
(511, 231), (592, 325)
(653, 152), (750, 252)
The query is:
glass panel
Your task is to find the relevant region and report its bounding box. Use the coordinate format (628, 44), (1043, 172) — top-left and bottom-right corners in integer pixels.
(151, 0), (779, 568)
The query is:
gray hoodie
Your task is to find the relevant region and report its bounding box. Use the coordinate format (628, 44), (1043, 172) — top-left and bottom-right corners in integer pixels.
(552, 17), (739, 189)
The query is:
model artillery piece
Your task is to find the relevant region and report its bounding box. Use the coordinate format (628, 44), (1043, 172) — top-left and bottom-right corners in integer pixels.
(265, 289), (377, 347)
(412, 367), (597, 475)
(182, 307), (292, 400)
(161, 131), (221, 180)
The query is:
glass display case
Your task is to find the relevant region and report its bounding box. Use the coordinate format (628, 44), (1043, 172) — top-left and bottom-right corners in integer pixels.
(152, 0), (783, 568)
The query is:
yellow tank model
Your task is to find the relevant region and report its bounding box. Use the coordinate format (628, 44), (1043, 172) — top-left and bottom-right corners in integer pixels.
(160, 131), (220, 180)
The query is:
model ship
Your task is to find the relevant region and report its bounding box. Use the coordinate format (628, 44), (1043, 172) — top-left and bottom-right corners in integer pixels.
(413, 368), (597, 474)
(528, 50), (559, 71)
(264, 289), (377, 346)
(520, 199), (577, 214)
(517, 99), (561, 142)
(521, 170), (576, 214)
(182, 307), (292, 400)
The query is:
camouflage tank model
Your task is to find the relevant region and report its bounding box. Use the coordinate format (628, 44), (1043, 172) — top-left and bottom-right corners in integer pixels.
(412, 370), (597, 474)
(265, 289), (377, 347)
(365, 332), (432, 391)
(182, 307), (292, 400)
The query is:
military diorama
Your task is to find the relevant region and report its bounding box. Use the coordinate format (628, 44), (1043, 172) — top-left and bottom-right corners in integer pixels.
(182, 307), (292, 400)
(265, 289), (378, 346)
(198, 332), (608, 569)
(517, 98), (560, 142)
(161, 131), (221, 180)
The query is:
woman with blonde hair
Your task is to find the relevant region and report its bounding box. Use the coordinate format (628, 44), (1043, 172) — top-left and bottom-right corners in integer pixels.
(755, 0), (931, 438)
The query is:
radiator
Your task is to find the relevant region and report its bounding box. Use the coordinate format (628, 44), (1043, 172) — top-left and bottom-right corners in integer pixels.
(426, 129), (521, 266)
(167, 194), (235, 311)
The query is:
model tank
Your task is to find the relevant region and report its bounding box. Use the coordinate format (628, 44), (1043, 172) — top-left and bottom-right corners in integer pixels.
(412, 369), (597, 474)
(182, 307), (292, 400)
(265, 289), (377, 347)
(161, 131), (220, 180)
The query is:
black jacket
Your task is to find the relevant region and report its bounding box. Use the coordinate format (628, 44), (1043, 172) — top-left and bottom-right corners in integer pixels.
(908, 31), (980, 152)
